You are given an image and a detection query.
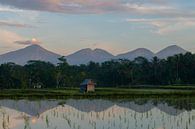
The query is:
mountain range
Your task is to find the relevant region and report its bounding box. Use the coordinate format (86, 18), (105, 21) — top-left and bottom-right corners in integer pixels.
(0, 44), (188, 65)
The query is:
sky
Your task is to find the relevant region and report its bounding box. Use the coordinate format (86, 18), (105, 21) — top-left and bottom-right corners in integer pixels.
(0, 0), (195, 55)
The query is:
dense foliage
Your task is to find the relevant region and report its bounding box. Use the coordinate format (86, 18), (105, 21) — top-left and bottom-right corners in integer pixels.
(0, 52), (195, 89)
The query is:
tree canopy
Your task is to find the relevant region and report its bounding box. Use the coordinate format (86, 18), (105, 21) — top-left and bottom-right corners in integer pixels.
(0, 52), (195, 89)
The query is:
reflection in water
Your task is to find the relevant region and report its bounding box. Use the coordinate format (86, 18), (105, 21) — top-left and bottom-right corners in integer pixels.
(0, 99), (195, 129)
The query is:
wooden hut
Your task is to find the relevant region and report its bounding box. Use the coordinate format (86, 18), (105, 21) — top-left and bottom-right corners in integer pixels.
(80, 79), (96, 92)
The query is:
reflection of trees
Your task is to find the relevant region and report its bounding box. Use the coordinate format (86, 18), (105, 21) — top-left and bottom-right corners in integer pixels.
(37, 105), (195, 129)
(23, 115), (31, 129)
(2, 113), (9, 129)
(45, 115), (49, 128)
(1, 109), (10, 129)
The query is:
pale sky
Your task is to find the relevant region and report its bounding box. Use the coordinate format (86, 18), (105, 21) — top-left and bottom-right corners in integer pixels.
(0, 0), (195, 55)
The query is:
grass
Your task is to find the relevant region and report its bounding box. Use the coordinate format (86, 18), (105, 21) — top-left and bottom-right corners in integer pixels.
(1, 86), (195, 99)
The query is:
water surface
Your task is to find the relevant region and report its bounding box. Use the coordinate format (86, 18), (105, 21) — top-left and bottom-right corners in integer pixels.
(0, 98), (195, 129)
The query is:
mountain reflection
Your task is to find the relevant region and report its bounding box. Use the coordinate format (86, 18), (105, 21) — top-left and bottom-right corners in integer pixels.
(0, 99), (195, 129)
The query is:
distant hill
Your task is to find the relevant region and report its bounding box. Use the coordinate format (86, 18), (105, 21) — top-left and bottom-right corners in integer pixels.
(156, 45), (187, 59)
(0, 44), (61, 65)
(116, 48), (154, 60)
(66, 48), (114, 65)
(0, 44), (189, 65)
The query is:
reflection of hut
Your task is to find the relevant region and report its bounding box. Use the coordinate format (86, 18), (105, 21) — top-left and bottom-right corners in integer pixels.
(80, 79), (96, 92)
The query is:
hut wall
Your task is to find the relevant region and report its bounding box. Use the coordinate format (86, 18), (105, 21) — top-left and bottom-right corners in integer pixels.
(87, 84), (95, 92)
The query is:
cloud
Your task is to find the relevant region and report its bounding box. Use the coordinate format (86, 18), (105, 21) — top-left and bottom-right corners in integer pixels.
(126, 18), (195, 35)
(0, 29), (26, 53)
(0, 29), (24, 44)
(0, 0), (121, 14)
(124, 3), (174, 13)
(0, 5), (40, 22)
(0, 5), (23, 13)
(0, 0), (194, 17)
(14, 38), (41, 45)
(0, 20), (32, 28)
(124, 3), (195, 17)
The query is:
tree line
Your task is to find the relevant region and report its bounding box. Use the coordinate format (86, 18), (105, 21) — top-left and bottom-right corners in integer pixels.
(0, 52), (195, 89)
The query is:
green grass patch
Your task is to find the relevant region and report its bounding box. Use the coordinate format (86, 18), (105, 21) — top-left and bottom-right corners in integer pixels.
(1, 86), (195, 99)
